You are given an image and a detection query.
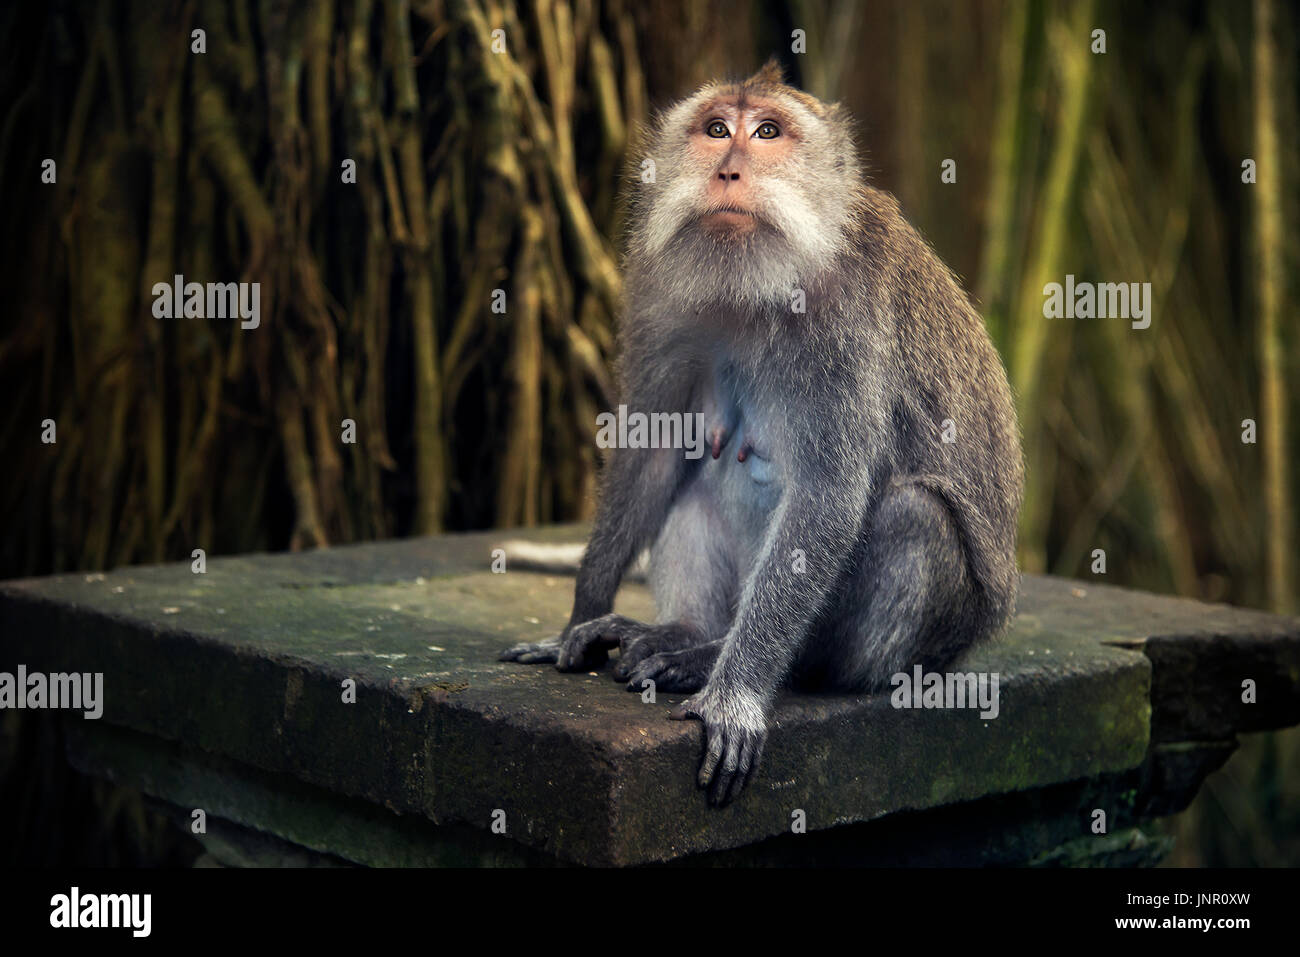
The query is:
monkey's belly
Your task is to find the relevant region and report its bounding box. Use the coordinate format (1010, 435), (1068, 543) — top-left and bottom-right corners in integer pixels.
(701, 434), (782, 570)
(700, 367), (783, 561)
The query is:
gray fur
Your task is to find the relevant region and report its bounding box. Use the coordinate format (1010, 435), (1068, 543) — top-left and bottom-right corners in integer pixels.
(501, 63), (1024, 805)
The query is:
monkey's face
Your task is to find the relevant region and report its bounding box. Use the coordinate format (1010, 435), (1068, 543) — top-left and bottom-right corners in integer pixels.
(688, 98), (797, 242)
(635, 78), (860, 309)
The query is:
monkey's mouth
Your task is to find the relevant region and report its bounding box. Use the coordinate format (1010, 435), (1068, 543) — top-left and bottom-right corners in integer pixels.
(705, 206), (754, 219)
(700, 206), (760, 237)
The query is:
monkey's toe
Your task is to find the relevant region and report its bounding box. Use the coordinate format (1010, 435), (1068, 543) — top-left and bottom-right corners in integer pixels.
(499, 640), (561, 664)
(623, 652), (709, 694)
(612, 640), (660, 681)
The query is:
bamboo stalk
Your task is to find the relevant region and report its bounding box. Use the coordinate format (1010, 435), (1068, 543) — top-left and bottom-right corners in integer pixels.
(389, 0), (447, 533)
(976, 0), (1029, 339)
(1010, 0), (1097, 573)
(496, 206), (545, 526)
(1254, 0), (1293, 612)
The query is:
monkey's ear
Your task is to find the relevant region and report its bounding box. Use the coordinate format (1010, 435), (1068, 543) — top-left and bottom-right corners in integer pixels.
(746, 56), (786, 88)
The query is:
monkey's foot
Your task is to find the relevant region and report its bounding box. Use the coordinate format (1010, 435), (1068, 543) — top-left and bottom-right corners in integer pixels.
(670, 685), (769, 807)
(621, 640), (720, 694)
(555, 613), (654, 671)
(500, 613), (649, 670)
(611, 622), (710, 682)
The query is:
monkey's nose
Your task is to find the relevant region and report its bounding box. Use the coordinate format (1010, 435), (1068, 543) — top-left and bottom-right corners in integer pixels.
(717, 171), (740, 181)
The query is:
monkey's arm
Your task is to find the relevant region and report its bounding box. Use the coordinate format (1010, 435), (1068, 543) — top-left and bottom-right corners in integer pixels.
(674, 445), (873, 804)
(563, 443), (695, 649)
(500, 345), (702, 669)
(498, 445), (694, 670)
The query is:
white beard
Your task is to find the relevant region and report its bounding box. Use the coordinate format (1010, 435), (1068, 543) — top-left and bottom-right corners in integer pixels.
(646, 228), (806, 310)
(639, 176), (846, 311)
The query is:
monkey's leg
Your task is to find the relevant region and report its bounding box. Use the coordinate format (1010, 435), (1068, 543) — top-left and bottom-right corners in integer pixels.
(796, 481), (985, 693)
(504, 483), (737, 684)
(613, 483), (738, 692)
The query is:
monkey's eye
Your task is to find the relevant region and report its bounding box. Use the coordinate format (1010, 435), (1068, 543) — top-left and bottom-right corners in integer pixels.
(755, 121), (780, 139)
(706, 119), (730, 138)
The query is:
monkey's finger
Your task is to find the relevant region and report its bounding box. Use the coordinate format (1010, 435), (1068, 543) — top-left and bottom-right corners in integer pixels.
(614, 621), (655, 656)
(555, 634), (589, 669)
(716, 728), (768, 805)
(499, 641), (559, 663)
(718, 767), (746, 807)
(556, 634), (605, 670)
(728, 735), (762, 802)
(709, 773), (733, 806)
(624, 658), (654, 692)
(569, 614), (629, 645)
(708, 764), (730, 805)
(698, 726), (725, 787)
(709, 745), (742, 806)
(612, 644), (651, 681)
(621, 652), (661, 687)
(557, 621), (623, 670)
(557, 646), (608, 671)
(742, 734), (766, 790)
(624, 663), (654, 691)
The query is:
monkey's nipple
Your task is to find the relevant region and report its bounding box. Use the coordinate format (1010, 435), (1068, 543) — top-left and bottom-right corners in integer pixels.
(709, 427), (726, 460)
(737, 440), (753, 463)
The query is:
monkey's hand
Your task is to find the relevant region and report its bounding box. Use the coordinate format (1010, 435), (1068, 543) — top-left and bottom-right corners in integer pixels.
(670, 684), (769, 806)
(499, 613), (646, 670)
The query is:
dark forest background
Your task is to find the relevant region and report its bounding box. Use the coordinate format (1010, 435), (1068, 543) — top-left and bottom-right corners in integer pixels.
(0, 0), (1296, 865)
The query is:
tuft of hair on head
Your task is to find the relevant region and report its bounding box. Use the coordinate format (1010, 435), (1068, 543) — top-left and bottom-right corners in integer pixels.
(743, 56), (787, 90)
(736, 56), (835, 118)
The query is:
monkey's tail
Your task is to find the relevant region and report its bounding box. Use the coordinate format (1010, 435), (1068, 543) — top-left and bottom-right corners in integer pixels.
(495, 540), (650, 583)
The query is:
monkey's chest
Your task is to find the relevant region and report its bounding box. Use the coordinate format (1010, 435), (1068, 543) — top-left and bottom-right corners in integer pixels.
(688, 374), (785, 564)
(702, 388), (782, 499)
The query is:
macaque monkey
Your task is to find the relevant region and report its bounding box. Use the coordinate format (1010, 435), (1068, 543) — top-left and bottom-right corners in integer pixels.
(501, 61), (1024, 806)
